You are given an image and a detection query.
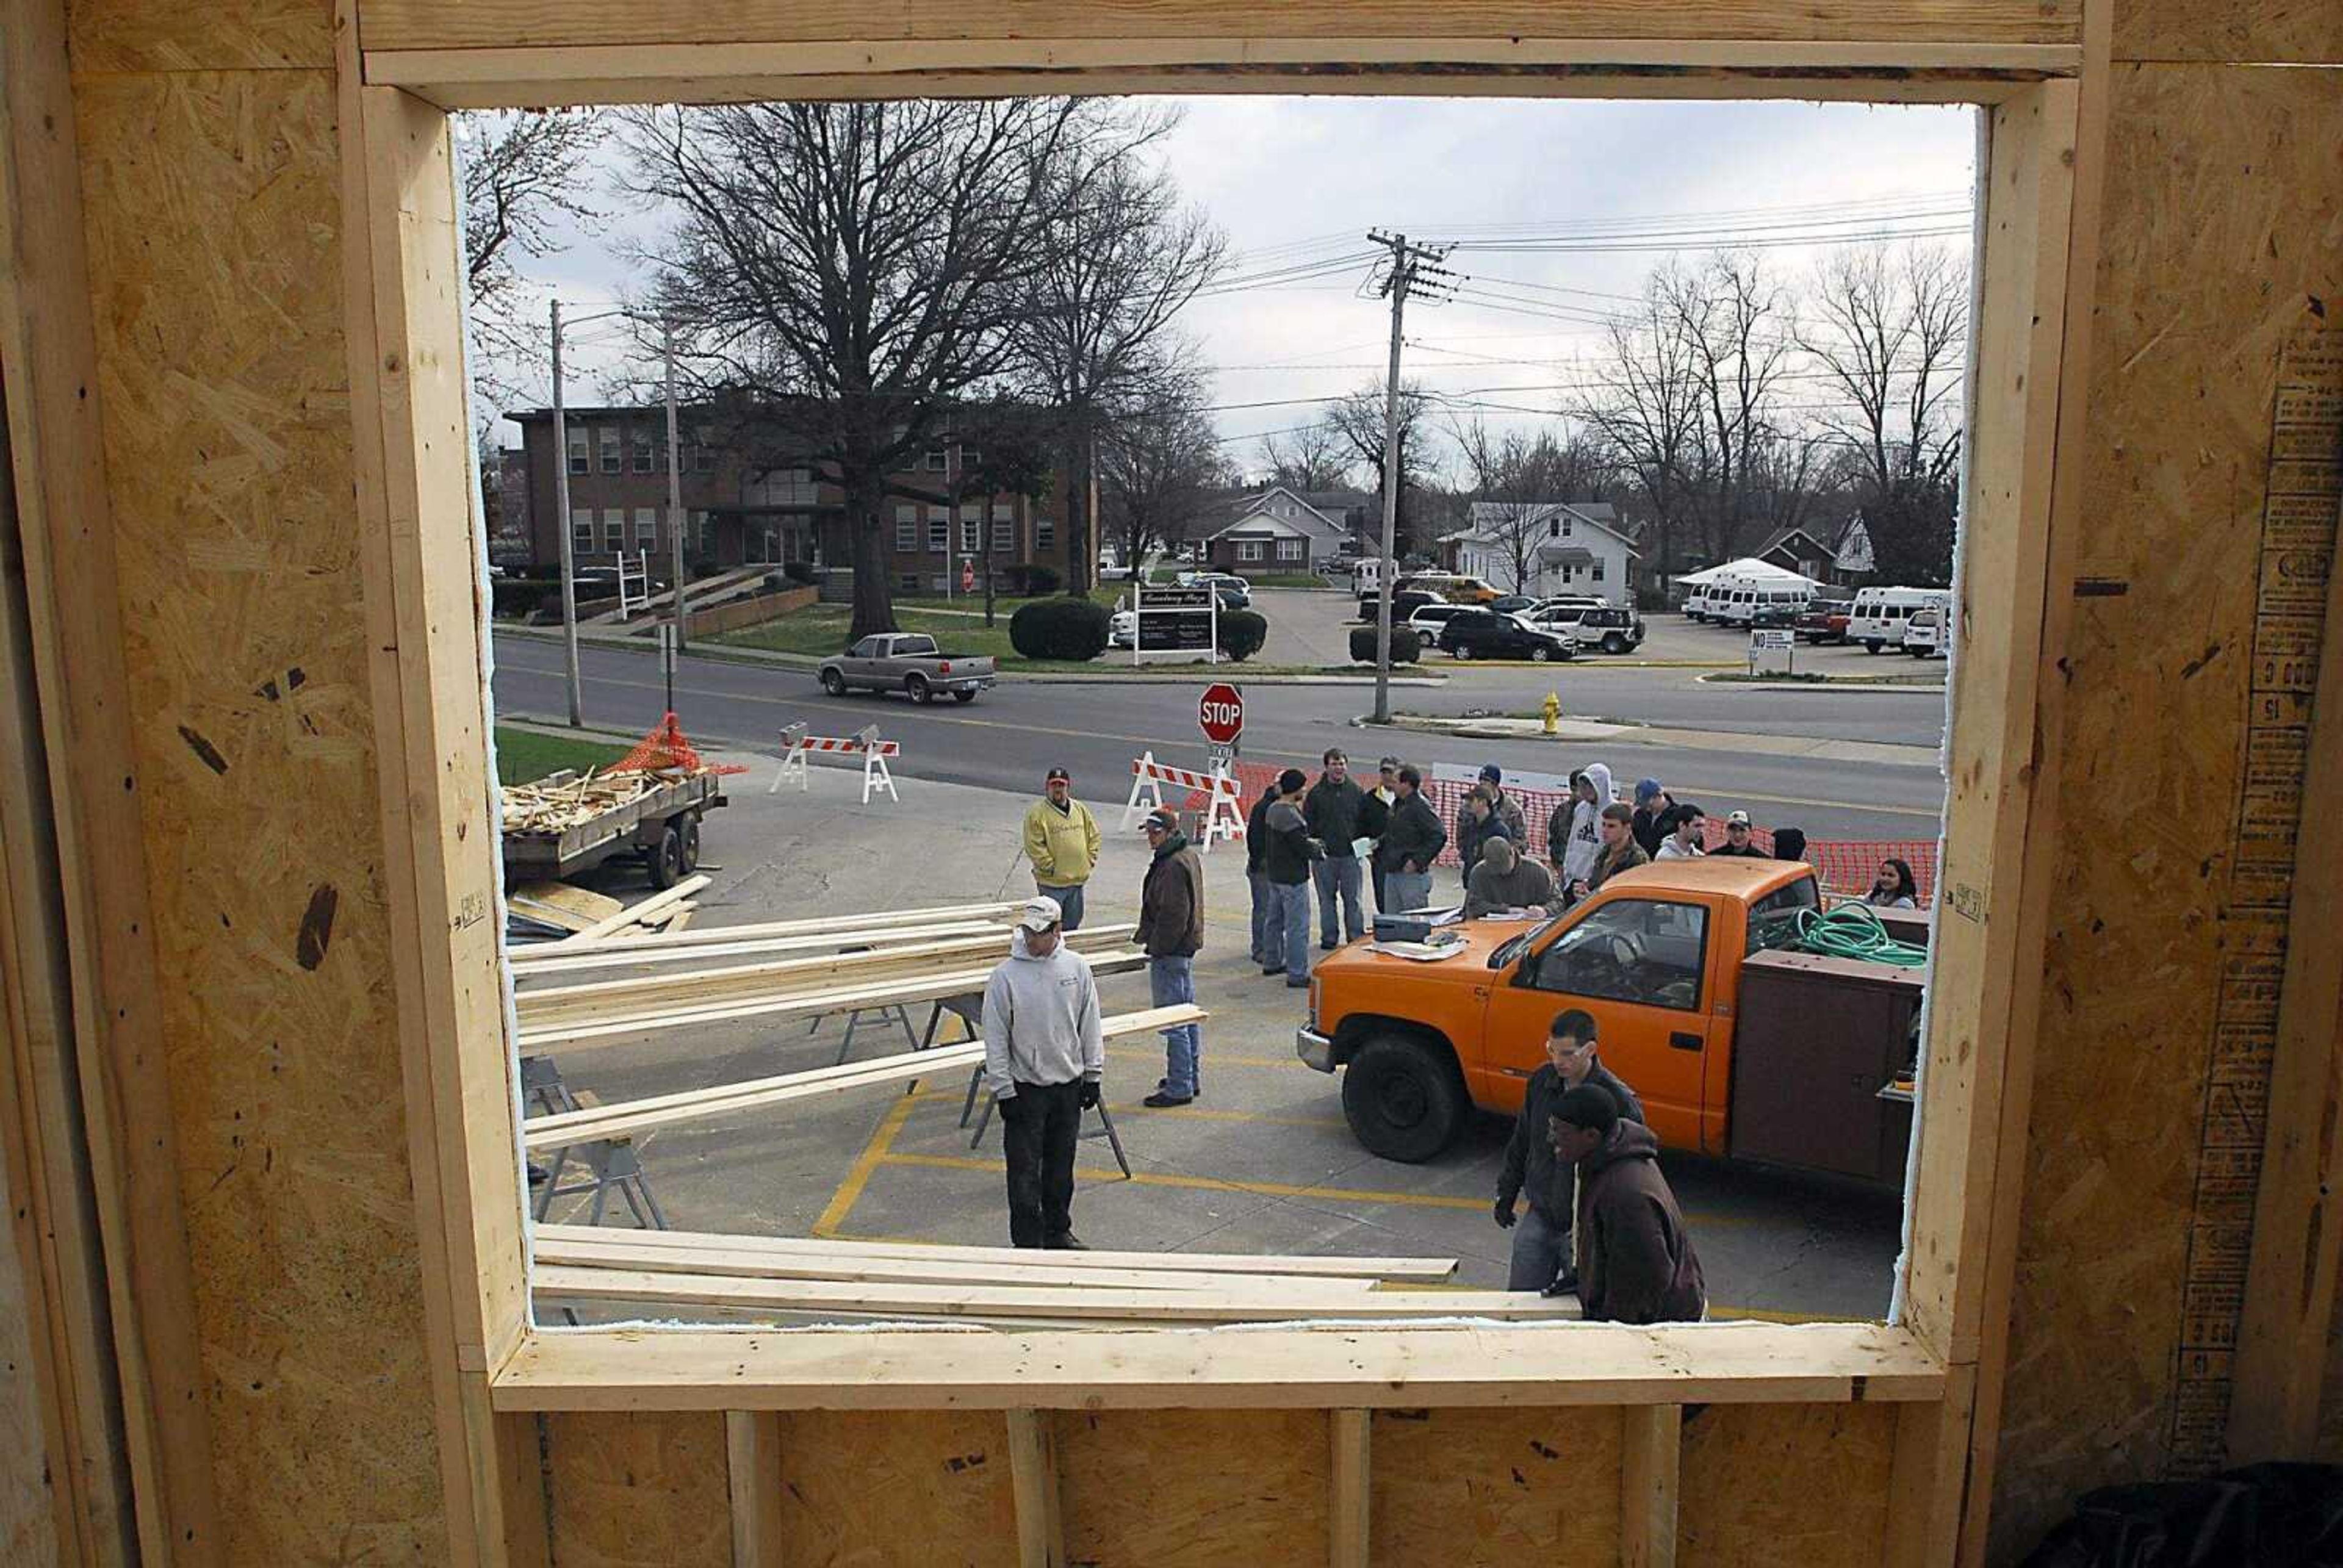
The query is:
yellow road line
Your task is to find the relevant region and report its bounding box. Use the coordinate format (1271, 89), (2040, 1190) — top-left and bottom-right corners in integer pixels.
(810, 1091), (921, 1237)
(1707, 1303), (1852, 1325)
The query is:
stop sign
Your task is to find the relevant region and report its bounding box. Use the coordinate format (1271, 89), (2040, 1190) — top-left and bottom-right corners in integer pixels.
(1198, 682), (1244, 745)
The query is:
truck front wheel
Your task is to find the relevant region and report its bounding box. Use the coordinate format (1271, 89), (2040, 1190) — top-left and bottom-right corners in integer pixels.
(1341, 1035), (1466, 1163)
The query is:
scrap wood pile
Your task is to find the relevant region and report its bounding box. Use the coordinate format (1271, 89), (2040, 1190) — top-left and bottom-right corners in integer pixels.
(500, 769), (666, 835)
(530, 1225), (1582, 1328)
(507, 876), (710, 943)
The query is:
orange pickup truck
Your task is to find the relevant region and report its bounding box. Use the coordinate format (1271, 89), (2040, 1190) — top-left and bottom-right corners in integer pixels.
(1297, 858), (1924, 1182)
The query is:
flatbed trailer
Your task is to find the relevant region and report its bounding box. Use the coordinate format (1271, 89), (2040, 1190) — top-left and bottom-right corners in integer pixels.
(500, 770), (726, 888)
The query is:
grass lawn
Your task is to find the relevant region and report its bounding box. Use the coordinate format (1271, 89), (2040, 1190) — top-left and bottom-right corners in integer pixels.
(494, 725), (630, 786)
(894, 585), (1121, 613)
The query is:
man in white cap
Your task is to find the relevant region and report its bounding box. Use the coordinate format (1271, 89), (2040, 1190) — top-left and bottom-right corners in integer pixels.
(1711, 809), (1769, 857)
(982, 896), (1105, 1248)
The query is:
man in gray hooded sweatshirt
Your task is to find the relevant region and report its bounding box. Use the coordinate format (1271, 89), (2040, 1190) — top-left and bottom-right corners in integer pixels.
(983, 897), (1106, 1248)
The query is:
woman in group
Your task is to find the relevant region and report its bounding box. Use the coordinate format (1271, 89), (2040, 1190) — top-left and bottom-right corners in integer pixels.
(1866, 858), (1919, 908)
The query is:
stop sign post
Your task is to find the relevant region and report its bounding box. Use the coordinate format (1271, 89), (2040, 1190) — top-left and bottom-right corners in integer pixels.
(1199, 682), (1243, 772)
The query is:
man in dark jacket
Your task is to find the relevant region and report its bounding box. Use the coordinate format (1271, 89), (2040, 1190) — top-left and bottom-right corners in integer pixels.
(1630, 778), (1671, 860)
(1303, 748), (1367, 949)
(1549, 1084), (1707, 1323)
(1495, 1009), (1645, 1294)
(1134, 807), (1206, 1107)
(1360, 757), (1398, 912)
(1245, 781), (1279, 968)
(1261, 768), (1317, 988)
(1373, 766), (1447, 912)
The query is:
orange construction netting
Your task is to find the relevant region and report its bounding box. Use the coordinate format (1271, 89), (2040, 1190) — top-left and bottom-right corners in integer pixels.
(609, 713), (749, 777)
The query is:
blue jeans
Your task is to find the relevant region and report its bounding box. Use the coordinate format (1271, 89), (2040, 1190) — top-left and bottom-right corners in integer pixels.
(1248, 871), (1279, 966)
(1313, 854), (1364, 946)
(1148, 955), (1201, 1097)
(1274, 880), (1312, 982)
(1039, 882), (1085, 931)
(1383, 870), (1433, 913)
(1506, 1204), (1572, 1292)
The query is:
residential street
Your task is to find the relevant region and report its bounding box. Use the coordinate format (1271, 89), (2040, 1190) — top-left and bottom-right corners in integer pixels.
(491, 605), (1947, 842)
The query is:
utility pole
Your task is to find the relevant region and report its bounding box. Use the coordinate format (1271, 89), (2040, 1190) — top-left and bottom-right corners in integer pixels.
(550, 299), (583, 727)
(1366, 230), (1454, 724)
(661, 320), (688, 677)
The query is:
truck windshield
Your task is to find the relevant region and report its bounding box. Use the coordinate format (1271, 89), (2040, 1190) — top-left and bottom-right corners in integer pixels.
(1488, 916), (1560, 969)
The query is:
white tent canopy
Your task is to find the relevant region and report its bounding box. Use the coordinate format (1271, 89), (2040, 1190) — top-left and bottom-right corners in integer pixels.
(1675, 556), (1821, 588)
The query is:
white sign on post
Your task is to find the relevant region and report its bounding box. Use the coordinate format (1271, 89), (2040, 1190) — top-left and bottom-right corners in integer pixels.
(1748, 627), (1794, 676)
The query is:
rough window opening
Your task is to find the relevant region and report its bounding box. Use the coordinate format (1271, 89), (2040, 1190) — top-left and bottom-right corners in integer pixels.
(468, 90), (1976, 1337)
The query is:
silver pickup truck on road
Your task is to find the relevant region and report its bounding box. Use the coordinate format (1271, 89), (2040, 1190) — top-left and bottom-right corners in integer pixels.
(817, 632), (998, 704)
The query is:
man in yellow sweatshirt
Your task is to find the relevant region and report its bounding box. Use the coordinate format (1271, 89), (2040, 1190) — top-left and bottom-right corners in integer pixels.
(1021, 766), (1102, 930)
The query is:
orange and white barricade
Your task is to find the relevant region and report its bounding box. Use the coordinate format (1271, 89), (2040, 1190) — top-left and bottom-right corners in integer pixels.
(1123, 751), (1245, 852)
(772, 724), (901, 804)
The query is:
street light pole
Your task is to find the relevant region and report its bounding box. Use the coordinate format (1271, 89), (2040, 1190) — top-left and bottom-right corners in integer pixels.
(1371, 237), (1408, 727)
(550, 298), (583, 727)
(662, 320), (688, 676)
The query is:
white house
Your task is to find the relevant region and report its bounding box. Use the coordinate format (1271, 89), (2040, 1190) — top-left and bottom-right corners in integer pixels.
(1445, 501), (1639, 603)
(1201, 487), (1351, 573)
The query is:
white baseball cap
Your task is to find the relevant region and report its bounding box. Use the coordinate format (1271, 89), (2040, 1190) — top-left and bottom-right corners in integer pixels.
(1726, 810), (1752, 828)
(1013, 896), (1064, 933)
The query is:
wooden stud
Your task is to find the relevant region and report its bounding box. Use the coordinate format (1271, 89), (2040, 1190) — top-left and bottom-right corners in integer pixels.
(1621, 1404), (1682, 1568)
(536, 1223), (1458, 1283)
(1006, 1410), (1065, 1568)
(725, 1411), (785, 1567)
(1882, 1365), (1978, 1568)
(1328, 1409), (1369, 1568)
(2228, 488), (2343, 1463)
(0, 1), (220, 1558)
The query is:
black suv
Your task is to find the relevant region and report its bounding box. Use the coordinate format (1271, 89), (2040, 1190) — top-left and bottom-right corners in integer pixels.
(1436, 610), (1577, 663)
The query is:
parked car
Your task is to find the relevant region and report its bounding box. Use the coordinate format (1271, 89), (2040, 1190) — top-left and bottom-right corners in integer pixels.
(1435, 609), (1578, 663)
(1794, 597), (1854, 644)
(1405, 603), (1472, 638)
(1904, 606), (1948, 658)
(1528, 602), (1645, 655)
(818, 633), (997, 703)
(1176, 570), (1252, 608)
(1848, 585), (1950, 653)
(1370, 588), (1447, 623)
(1488, 594), (1539, 616)
(1398, 572), (1501, 605)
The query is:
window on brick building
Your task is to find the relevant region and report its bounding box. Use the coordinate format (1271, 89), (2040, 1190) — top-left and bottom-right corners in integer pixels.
(1036, 516), (1055, 549)
(567, 436), (588, 476)
(599, 434), (620, 474)
(927, 507), (949, 553)
(894, 505), (919, 552)
(632, 441), (653, 473)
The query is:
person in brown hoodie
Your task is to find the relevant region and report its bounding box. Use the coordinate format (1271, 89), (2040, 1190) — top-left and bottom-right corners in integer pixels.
(1547, 1084), (1707, 1323)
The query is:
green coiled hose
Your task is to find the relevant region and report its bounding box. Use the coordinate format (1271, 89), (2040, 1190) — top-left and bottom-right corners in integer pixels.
(1792, 903), (1931, 967)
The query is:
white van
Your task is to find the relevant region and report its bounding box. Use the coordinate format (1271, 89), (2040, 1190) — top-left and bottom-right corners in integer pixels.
(1848, 586), (1950, 653)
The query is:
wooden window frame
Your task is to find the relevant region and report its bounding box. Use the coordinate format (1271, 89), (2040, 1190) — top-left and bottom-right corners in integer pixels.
(338, 17), (2093, 1559)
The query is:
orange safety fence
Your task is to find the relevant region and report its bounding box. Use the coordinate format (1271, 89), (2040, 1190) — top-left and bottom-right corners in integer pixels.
(611, 713), (750, 777)
(1192, 758), (1936, 902)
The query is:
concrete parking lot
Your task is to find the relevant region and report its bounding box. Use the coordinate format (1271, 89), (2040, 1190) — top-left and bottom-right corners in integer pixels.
(525, 736), (1903, 1323)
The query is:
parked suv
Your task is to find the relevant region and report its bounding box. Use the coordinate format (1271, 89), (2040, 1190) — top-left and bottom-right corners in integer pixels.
(1795, 596), (1853, 644)
(1436, 609), (1577, 663)
(1529, 602), (1644, 655)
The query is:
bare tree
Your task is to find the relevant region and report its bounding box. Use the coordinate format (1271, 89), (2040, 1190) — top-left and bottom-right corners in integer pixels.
(1018, 109), (1228, 593)
(456, 109), (606, 421)
(1325, 378), (1436, 556)
(1101, 378), (1226, 582)
(1664, 253), (1798, 566)
(1257, 423), (1353, 492)
(1452, 417), (1577, 593)
(1574, 281), (1706, 579)
(619, 99), (1077, 639)
(1801, 243), (1967, 584)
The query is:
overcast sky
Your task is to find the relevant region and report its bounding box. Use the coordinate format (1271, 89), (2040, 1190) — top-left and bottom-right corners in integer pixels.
(484, 95), (1978, 471)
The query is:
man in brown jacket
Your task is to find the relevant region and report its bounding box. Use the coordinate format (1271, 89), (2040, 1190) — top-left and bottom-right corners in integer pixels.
(1547, 1084), (1707, 1323)
(1134, 807), (1205, 1107)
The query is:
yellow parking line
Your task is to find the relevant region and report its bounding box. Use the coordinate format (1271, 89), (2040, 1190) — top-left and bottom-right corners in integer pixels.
(810, 1093), (921, 1237)
(879, 1150), (1491, 1209)
(1104, 1043), (1310, 1070)
(1106, 1102), (1347, 1129)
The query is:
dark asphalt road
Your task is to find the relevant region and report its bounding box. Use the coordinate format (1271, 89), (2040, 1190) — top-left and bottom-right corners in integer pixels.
(492, 633), (1947, 841)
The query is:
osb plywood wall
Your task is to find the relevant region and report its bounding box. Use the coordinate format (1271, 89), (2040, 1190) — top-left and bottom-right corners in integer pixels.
(1987, 45), (2343, 1566)
(62, 0), (452, 1558)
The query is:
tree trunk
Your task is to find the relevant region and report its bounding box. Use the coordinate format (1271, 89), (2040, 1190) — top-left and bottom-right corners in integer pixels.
(1065, 426), (1095, 595)
(847, 470), (897, 642)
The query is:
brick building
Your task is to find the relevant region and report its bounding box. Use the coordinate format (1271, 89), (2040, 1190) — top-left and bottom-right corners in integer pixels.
(508, 405), (1081, 593)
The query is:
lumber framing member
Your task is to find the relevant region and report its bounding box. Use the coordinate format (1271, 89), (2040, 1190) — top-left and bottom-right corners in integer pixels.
(10, 0), (2338, 1563)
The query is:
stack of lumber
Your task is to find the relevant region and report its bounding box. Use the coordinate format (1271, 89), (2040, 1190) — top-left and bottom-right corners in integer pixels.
(511, 901), (1024, 973)
(500, 769), (671, 834)
(508, 880), (705, 941)
(512, 904), (1146, 1054)
(521, 1005), (1204, 1153)
(530, 1225), (1580, 1328)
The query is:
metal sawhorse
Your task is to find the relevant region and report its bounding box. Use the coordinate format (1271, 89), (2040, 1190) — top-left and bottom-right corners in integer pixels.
(522, 1054), (670, 1229)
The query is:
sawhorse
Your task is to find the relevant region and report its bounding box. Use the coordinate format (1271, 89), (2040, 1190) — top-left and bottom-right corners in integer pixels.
(961, 1068), (1132, 1180)
(522, 1056), (670, 1230)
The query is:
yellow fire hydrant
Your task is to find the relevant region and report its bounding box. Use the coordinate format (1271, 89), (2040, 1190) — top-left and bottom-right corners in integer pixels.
(1542, 691), (1561, 735)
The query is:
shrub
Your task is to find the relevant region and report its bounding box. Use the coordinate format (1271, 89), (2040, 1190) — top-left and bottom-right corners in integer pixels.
(491, 578), (556, 619)
(1348, 625), (1422, 664)
(1216, 610), (1268, 662)
(1009, 595), (1111, 662)
(782, 560), (819, 585)
(1015, 563), (1064, 597)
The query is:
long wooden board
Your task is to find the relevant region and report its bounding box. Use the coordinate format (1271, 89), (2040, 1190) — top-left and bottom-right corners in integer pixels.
(521, 1004), (1203, 1150)
(533, 1224), (1459, 1284)
(508, 919), (1015, 977)
(511, 902), (1021, 967)
(533, 1264), (1583, 1325)
(533, 1233), (1381, 1296)
(516, 954), (1148, 1051)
